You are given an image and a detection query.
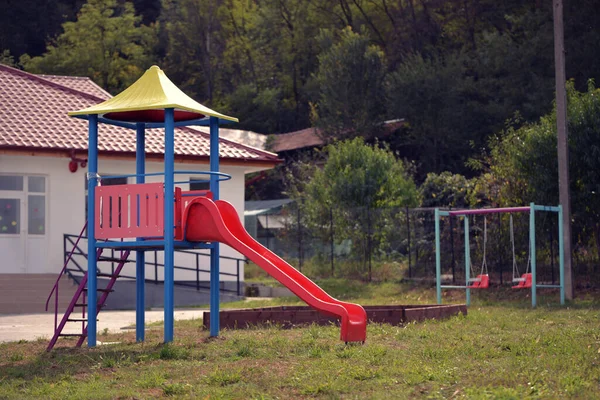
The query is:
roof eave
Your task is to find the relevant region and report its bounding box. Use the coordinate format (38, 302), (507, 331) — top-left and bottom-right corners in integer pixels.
(0, 145), (280, 167)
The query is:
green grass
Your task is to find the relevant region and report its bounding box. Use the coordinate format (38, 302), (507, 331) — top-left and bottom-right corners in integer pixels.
(1, 283), (599, 399)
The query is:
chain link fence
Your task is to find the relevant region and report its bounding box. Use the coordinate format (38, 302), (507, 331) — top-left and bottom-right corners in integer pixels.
(243, 200), (590, 286)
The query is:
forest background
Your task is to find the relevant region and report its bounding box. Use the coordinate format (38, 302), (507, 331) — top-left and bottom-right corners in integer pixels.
(3, 0), (599, 177)
(2, 0), (600, 281)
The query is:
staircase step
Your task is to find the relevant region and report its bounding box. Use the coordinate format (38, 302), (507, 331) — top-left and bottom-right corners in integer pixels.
(67, 318), (98, 322)
(74, 303), (104, 307)
(97, 273), (121, 278)
(46, 246), (130, 351)
(98, 257), (133, 263)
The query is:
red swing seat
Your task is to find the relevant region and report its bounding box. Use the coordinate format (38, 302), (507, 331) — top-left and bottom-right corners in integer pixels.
(467, 274), (489, 289)
(512, 273), (532, 289)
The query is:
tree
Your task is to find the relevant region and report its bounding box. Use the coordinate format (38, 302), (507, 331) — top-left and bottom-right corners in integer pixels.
(302, 138), (419, 280)
(251, 0), (324, 131)
(420, 172), (471, 208)
(0, 50), (17, 67)
(159, 0), (224, 102)
(483, 80), (600, 259)
(386, 51), (477, 176)
(21, 0), (156, 93)
(472, 9), (555, 127)
(311, 27), (387, 142)
(0, 0), (85, 60)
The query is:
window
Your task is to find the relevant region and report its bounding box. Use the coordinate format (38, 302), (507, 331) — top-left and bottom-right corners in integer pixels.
(28, 176), (45, 192)
(190, 177), (210, 191)
(0, 176), (23, 191)
(101, 176), (128, 186)
(0, 175), (46, 236)
(28, 195), (45, 235)
(0, 199), (20, 234)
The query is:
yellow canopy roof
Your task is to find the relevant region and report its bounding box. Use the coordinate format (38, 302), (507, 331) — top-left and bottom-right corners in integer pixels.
(69, 65), (238, 123)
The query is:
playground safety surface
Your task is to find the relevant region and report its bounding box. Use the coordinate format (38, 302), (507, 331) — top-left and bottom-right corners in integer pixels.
(203, 304), (467, 330)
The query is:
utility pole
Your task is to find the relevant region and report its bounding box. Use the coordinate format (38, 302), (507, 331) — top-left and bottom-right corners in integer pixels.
(553, 0), (573, 300)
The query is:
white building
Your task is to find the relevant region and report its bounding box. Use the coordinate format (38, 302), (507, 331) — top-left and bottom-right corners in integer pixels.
(0, 64), (279, 313)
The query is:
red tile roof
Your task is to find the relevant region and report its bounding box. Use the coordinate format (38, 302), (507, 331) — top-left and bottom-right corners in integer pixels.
(0, 64), (279, 164)
(270, 127), (324, 153)
(270, 120), (406, 153)
(38, 74), (112, 100)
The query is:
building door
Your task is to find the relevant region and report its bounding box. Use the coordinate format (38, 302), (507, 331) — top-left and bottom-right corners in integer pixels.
(0, 175), (47, 273)
(0, 176), (26, 273)
(25, 176), (48, 273)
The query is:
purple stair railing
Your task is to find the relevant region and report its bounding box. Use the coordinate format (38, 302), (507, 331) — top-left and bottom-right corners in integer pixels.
(45, 223), (88, 332)
(46, 236), (131, 351)
(75, 250), (131, 348)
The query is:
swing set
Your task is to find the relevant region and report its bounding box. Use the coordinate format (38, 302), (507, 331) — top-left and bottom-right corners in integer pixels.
(434, 203), (565, 307)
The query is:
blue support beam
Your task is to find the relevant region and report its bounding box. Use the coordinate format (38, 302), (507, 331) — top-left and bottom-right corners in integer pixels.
(164, 109), (175, 342)
(533, 205), (561, 212)
(209, 116), (220, 337)
(135, 123), (146, 342)
(435, 208), (441, 304)
(530, 203), (537, 308)
(87, 115), (99, 347)
(464, 216), (471, 306)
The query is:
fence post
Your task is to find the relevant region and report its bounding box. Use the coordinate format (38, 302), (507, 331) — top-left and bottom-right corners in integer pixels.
(415, 213), (420, 270)
(450, 212), (455, 284)
(406, 207), (411, 278)
(550, 222), (555, 285)
(330, 207), (334, 276)
(367, 205), (372, 282)
(298, 200), (303, 271)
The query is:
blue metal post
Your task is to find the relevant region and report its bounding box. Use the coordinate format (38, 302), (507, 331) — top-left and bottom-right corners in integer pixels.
(435, 209), (442, 304)
(164, 109), (175, 342)
(464, 216), (471, 306)
(530, 203), (537, 308)
(558, 205), (565, 305)
(209, 116), (220, 337)
(87, 115), (99, 347)
(135, 123), (146, 342)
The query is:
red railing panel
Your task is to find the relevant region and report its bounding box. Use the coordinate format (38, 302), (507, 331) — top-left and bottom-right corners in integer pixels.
(95, 183), (165, 239)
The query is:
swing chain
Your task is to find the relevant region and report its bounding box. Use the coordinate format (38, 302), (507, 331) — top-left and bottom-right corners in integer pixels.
(470, 216), (489, 279)
(511, 214), (531, 282)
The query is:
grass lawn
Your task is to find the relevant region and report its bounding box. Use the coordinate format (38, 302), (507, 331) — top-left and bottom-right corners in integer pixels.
(0, 281), (599, 399)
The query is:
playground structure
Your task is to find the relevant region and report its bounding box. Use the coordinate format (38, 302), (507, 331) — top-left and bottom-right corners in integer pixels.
(434, 204), (565, 308)
(46, 66), (367, 351)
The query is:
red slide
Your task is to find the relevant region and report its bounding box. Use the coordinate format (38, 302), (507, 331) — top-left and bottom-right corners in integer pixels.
(184, 197), (367, 342)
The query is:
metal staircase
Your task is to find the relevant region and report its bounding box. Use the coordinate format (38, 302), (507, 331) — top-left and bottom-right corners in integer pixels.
(46, 222), (246, 351)
(46, 230), (131, 351)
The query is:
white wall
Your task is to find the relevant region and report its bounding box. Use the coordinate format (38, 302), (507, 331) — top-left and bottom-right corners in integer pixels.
(0, 153), (249, 281)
